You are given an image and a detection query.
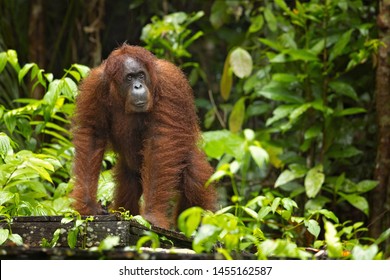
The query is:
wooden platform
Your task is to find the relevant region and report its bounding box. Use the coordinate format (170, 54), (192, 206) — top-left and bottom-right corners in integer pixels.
(0, 214), (220, 259)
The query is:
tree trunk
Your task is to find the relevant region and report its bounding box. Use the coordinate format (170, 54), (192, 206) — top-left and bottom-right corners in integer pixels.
(371, 0), (390, 250)
(84, 0), (105, 67)
(28, 0), (45, 99)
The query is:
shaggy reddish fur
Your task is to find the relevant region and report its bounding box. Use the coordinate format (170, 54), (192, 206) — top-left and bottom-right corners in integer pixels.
(70, 45), (217, 229)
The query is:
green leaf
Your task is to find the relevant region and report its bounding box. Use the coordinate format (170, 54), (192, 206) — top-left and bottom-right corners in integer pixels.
(0, 229), (9, 245)
(67, 228), (78, 249)
(193, 224), (220, 253)
(7, 49), (20, 71)
(304, 124), (322, 139)
(242, 206), (258, 220)
(229, 48), (253, 78)
(0, 191), (14, 205)
(375, 228), (390, 245)
(315, 209), (339, 223)
(202, 130), (245, 159)
(281, 197), (298, 211)
(352, 244), (378, 260)
(272, 73), (299, 83)
(327, 146), (362, 159)
(329, 81), (358, 101)
(220, 54), (233, 101)
(324, 221), (342, 258)
(244, 129), (255, 141)
(61, 217), (74, 224)
(206, 169), (230, 186)
(258, 206), (271, 220)
(229, 97), (246, 133)
(62, 77), (78, 99)
(311, 39), (326, 55)
(73, 64), (90, 78)
(266, 104), (297, 126)
(9, 233), (23, 246)
(305, 196), (331, 210)
(127, 214), (148, 226)
(271, 197), (281, 213)
(274, 0), (289, 11)
(0, 52), (8, 73)
(210, 0), (229, 29)
(334, 107), (366, 117)
(264, 7), (277, 32)
(18, 63), (36, 83)
(275, 170), (297, 187)
(45, 73), (53, 83)
(178, 207), (203, 237)
(305, 219), (321, 239)
(249, 145), (269, 168)
(98, 236), (120, 251)
(330, 29), (353, 61)
(289, 103), (312, 121)
(356, 180), (378, 193)
(136, 231), (160, 250)
(259, 38), (284, 52)
(41, 228), (63, 248)
(249, 15), (264, 33)
(340, 194), (369, 216)
(257, 83), (304, 103)
(44, 79), (61, 107)
(0, 132), (12, 159)
(305, 165), (324, 198)
(286, 49), (319, 61)
(27, 156), (55, 172)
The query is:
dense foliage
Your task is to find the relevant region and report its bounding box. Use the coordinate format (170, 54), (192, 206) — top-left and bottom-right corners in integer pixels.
(0, 0), (389, 259)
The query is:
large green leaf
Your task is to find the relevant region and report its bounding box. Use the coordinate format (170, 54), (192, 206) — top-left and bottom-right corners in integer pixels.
(275, 170), (297, 187)
(220, 53), (233, 101)
(356, 180), (378, 193)
(352, 244), (379, 260)
(229, 97), (246, 133)
(202, 130), (245, 160)
(73, 64), (90, 79)
(339, 193), (369, 216)
(0, 229), (9, 245)
(324, 221), (343, 258)
(275, 164), (307, 188)
(304, 165), (324, 198)
(0, 191), (14, 206)
(305, 219), (320, 239)
(229, 48), (253, 78)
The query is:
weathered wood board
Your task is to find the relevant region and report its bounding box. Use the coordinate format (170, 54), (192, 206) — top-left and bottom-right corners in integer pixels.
(0, 214), (192, 248)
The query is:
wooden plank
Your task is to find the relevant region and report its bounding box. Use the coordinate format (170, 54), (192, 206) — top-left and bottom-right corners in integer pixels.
(0, 215), (192, 249)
